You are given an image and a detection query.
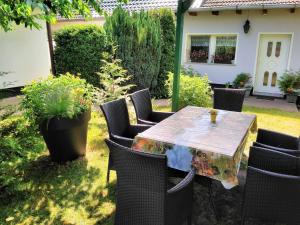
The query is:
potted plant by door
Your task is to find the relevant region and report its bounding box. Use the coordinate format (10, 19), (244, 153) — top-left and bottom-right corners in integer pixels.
(286, 88), (299, 103)
(278, 71), (300, 103)
(233, 73), (252, 97)
(21, 74), (93, 163)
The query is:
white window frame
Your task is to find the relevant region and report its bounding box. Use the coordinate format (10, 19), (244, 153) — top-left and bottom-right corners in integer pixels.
(185, 33), (239, 65)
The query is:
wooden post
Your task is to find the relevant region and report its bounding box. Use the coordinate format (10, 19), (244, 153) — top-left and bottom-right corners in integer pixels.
(172, 0), (195, 111)
(46, 22), (56, 75)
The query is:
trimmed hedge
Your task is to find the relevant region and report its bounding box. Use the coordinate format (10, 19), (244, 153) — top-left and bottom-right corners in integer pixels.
(150, 9), (175, 98)
(53, 25), (112, 87)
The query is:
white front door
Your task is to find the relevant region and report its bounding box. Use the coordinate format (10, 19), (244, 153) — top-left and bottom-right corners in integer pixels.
(254, 34), (291, 96)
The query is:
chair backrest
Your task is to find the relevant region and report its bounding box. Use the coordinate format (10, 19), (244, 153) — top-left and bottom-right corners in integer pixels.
(130, 89), (153, 121)
(213, 88), (246, 112)
(248, 146), (299, 176)
(243, 166), (300, 225)
(253, 142), (300, 157)
(100, 98), (130, 137)
(105, 139), (168, 225)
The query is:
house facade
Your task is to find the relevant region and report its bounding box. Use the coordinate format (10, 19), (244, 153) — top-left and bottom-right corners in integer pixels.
(183, 0), (300, 97)
(0, 23), (51, 89)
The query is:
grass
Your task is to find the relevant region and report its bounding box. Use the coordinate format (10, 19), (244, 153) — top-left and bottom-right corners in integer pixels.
(0, 104), (299, 225)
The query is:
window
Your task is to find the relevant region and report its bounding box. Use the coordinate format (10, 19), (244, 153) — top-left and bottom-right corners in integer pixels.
(190, 36), (209, 63)
(275, 42), (281, 57)
(267, 42), (273, 57)
(271, 72), (277, 87)
(263, 71), (269, 86)
(189, 35), (237, 64)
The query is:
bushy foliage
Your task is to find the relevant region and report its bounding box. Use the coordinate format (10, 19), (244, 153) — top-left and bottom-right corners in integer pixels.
(0, 110), (44, 194)
(54, 25), (112, 87)
(104, 7), (162, 91)
(150, 9), (175, 98)
(97, 58), (134, 103)
(0, 0), (127, 31)
(278, 71), (300, 93)
(21, 74), (94, 125)
(168, 68), (212, 109)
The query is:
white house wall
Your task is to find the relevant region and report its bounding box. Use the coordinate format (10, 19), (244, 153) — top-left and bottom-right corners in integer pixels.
(182, 9), (300, 85)
(0, 23), (51, 89)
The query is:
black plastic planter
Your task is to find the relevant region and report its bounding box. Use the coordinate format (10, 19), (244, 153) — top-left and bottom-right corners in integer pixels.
(40, 110), (91, 163)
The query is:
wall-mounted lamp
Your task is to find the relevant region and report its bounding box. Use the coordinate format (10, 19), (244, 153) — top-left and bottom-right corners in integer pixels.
(262, 8), (268, 15)
(243, 20), (250, 34)
(236, 9), (242, 14)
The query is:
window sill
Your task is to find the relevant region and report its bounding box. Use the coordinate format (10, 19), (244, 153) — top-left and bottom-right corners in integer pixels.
(185, 62), (237, 66)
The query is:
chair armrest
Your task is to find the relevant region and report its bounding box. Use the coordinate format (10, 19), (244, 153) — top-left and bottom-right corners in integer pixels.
(253, 142), (300, 157)
(111, 134), (133, 148)
(257, 129), (299, 150)
(166, 170), (195, 223)
(167, 169), (195, 194)
(137, 118), (157, 126)
(151, 111), (174, 122)
(129, 124), (152, 136)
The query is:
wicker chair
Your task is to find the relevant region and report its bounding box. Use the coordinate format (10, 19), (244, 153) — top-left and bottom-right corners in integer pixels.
(130, 89), (174, 125)
(213, 88), (246, 112)
(105, 139), (195, 225)
(241, 146), (300, 225)
(100, 98), (151, 183)
(247, 146), (299, 175)
(255, 128), (300, 156)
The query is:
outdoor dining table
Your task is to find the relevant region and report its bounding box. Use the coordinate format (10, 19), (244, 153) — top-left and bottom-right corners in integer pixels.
(132, 106), (257, 189)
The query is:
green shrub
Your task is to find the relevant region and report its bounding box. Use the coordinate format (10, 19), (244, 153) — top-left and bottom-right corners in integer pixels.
(0, 115), (44, 193)
(150, 9), (175, 98)
(104, 7), (162, 91)
(21, 74), (94, 125)
(97, 58), (134, 103)
(233, 73), (251, 88)
(168, 68), (212, 109)
(278, 71), (300, 93)
(53, 25), (112, 87)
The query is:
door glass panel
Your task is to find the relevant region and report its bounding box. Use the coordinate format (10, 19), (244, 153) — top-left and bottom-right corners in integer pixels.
(271, 72), (277, 87)
(267, 42), (273, 57)
(275, 42), (281, 57)
(263, 71), (269, 86)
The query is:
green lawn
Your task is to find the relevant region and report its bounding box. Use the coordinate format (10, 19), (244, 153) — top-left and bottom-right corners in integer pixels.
(0, 105), (299, 225)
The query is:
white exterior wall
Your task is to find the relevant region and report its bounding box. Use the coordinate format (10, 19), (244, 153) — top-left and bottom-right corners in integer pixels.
(182, 9), (300, 85)
(0, 23), (51, 89)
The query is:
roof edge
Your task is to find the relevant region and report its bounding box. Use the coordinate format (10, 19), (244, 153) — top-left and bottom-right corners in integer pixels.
(189, 4), (300, 11)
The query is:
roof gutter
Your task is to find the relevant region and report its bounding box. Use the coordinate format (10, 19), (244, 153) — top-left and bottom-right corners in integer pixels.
(189, 4), (300, 12)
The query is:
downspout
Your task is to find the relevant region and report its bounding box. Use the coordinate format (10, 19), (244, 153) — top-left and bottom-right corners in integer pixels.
(172, 0), (195, 111)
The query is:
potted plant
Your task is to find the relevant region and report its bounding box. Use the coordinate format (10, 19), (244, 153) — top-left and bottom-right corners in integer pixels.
(278, 71), (300, 103)
(233, 73), (252, 97)
(285, 88), (299, 103)
(21, 74), (93, 162)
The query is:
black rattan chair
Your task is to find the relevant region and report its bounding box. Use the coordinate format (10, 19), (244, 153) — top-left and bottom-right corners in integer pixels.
(247, 146), (299, 175)
(255, 128), (300, 156)
(100, 98), (151, 183)
(105, 139), (195, 225)
(241, 146), (300, 225)
(213, 88), (246, 112)
(130, 89), (174, 125)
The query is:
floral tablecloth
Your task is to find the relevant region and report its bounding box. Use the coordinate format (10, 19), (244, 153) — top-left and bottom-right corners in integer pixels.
(132, 106), (257, 189)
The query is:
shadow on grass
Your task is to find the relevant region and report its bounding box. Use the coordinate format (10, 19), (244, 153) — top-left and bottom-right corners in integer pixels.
(0, 154), (116, 225)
